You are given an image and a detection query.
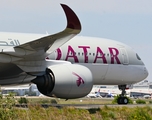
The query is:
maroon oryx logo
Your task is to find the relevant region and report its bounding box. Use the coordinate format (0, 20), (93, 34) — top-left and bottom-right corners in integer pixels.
(72, 72), (84, 87)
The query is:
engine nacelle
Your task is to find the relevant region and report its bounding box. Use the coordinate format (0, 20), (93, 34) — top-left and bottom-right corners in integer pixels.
(32, 64), (93, 99)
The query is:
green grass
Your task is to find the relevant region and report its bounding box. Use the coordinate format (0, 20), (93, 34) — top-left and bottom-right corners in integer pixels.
(8, 105), (152, 120)
(21, 97), (152, 105)
(1, 94), (152, 119)
(15, 97), (113, 104)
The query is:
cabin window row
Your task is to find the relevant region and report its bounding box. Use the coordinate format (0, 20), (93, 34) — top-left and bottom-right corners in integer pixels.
(68, 52), (114, 57)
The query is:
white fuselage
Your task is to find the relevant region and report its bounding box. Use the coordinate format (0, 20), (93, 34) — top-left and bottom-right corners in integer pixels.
(48, 36), (148, 85)
(0, 32), (148, 85)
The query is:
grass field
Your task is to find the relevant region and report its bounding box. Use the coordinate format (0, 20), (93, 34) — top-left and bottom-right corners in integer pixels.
(25, 97), (113, 104)
(23, 96), (152, 105)
(2, 104), (152, 120)
(1, 94), (152, 119)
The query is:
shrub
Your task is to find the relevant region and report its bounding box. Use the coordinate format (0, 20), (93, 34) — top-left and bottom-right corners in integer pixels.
(149, 101), (152, 104)
(136, 99), (146, 104)
(112, 95), (133, 104)
(128, 97), (133, 104)
(51, 99), (57, 104)
(18, 97), (28, 104)
(41, 99), (50, 104)
(112, 96), (118, 104)
(0, 93), (17, 119)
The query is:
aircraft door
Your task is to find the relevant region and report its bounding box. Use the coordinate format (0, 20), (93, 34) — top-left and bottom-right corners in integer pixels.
(120, 48), (129, 65)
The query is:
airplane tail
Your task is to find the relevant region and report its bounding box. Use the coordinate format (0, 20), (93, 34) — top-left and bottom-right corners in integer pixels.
(96, 89), (100, 96)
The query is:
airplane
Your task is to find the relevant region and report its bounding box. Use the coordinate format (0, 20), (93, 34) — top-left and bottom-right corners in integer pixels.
(107, 90), (114, 98)
(87, 89), (102, 98)
(0, 4), (148, 104)
(126, 88), (152, 98)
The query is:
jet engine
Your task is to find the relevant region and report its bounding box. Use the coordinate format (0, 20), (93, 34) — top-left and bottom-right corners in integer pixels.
(32, 64), (93, 99)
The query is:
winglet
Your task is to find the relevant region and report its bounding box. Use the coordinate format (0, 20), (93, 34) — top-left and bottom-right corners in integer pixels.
(61, 4), (81, 31)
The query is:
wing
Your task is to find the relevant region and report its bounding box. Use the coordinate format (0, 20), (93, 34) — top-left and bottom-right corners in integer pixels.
(0, 4), (81, 62)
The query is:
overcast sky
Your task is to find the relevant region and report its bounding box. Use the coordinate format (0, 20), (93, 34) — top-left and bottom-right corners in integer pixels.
(0, 0), (151, 81)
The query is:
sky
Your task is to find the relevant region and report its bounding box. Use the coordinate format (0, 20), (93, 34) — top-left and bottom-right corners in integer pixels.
(0, 0), (151, 81)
